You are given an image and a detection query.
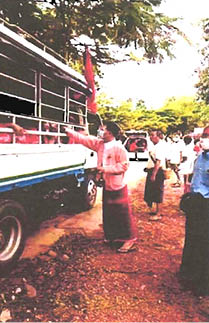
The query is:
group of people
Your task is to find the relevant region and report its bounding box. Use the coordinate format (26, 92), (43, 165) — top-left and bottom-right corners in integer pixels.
(2, 119), (209, 295)
(144, 130), (199, 221)
(0, 121), (61, 144)
(166, 133), (198, 190)
(135, 126), (209, 296)
(65, 122), (209, 296)
(64, 124), (196, 247)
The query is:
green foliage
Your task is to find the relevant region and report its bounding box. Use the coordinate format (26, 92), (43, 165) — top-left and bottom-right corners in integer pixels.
(97, 94), (148, 131)
(0, 0), (44, 33)
(196, 67), (209, 104)
(0, 0), (180, 72)
(158, 97), (200, 134)
(97, 94), (209, 134)
(195, 19), (209, 104)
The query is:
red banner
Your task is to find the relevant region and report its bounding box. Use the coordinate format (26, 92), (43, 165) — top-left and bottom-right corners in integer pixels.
(84, 46), (97, 114)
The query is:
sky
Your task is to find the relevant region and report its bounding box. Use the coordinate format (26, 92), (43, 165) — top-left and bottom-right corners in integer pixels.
(98, 0), (209, 109)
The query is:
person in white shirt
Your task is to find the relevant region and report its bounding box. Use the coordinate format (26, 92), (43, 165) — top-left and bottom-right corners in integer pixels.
(179, 135), (196, 193)
(167, 133), (184, 187)
(144, 130), (167, 221)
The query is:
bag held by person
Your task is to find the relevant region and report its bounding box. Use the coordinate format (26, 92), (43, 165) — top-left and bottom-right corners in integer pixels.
(180, 192), (204, 214)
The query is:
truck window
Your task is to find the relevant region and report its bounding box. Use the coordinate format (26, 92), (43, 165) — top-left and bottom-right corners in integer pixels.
(0, 94), (35, 116)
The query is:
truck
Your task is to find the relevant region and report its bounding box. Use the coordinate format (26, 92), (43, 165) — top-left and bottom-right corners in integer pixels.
(0, 19), (102, 272)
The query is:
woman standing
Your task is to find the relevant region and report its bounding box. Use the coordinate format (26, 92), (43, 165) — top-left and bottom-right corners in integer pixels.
(144, 130), (167, 221)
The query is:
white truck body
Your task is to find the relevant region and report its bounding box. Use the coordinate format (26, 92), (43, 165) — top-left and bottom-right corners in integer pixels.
(0, 19), (101, 272)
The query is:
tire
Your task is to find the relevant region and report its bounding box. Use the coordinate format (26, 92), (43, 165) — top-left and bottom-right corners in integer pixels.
(0, 200), (27, 274)
(81, 175), (97, 210)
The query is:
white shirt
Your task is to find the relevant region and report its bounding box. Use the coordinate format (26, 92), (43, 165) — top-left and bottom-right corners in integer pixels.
(147, 139), (167, 170)
(103, 139), (117, 166)
(169, 140), (184, 164)
(179, 142), (196, 175)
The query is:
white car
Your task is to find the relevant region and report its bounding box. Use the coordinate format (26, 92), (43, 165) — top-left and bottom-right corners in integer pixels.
(123, 136), (149, 161)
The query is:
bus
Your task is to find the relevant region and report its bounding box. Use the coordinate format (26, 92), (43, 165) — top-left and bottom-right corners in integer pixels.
(0, 19), (102, 272)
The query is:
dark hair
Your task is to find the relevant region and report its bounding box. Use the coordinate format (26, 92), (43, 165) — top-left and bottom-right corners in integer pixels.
(149, 129), (163, 138)
(103, 120), (121, 138)
(183, 135), (192, 145)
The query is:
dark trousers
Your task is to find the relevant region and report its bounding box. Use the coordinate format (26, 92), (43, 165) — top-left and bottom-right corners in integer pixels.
(144, 168), (164, 208)
(180, 197), (209, 295)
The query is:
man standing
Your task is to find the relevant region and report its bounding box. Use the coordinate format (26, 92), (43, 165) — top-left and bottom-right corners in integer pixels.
(179, 125), (209, 295)
(168, 133), (184, 187)
(144, 130), (167, 221)
(65, 121), (137, 253)
(179, 135), (196, 193)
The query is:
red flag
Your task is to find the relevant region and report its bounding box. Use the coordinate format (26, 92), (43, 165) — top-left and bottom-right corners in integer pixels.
(84, 46), (97, 114)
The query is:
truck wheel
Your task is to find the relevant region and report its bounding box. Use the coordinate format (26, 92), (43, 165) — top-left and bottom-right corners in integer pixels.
(0, 200), (27, 274)
(81, 176), (97, 210)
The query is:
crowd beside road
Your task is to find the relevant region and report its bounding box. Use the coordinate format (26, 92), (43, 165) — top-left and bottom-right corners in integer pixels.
(144, 130), (199, 221)
(141, 127), (209, 296)
(1, 119), (209, 297)
(65, 122), (209, 297)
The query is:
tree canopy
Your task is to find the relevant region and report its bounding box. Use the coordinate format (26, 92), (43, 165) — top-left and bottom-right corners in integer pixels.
(97, 94), (209, 134)
(0, 0), (180, 72)
(195, 18), (209, 104)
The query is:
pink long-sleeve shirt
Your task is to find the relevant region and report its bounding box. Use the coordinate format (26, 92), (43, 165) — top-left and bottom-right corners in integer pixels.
(67, 129), (129, 191)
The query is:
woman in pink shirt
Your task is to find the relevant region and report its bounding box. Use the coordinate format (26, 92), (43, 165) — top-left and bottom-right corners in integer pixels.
(65, 121), (137, 253)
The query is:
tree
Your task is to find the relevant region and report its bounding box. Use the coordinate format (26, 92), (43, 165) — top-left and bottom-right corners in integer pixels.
(196, 67), (209, 104)
(97, 93), (135, 128)
(158, 96), (209, 134)
(0, 0), (181, 72)
(97, 94), (154, 131)
(0, 0), (44, 34)
(97, 94), (209, 134)
(195, 18), (209, 104)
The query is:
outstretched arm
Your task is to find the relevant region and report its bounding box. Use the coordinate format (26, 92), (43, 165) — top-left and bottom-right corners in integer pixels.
(3, 123), (25, 136)
(65, 128), (101, 152)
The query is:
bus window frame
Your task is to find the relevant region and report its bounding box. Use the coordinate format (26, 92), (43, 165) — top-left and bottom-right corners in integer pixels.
(0, 18), (96, 138)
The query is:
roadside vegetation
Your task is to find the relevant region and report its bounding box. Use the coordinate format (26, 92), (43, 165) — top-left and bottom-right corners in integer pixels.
(97, 94), (209, 134)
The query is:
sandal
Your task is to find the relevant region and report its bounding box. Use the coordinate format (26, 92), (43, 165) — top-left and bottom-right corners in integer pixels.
(117, 240), (137, 253)
(149, 215), (162, 221)
(171, 182), (181, 187)
(104, 239), (113, 244)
